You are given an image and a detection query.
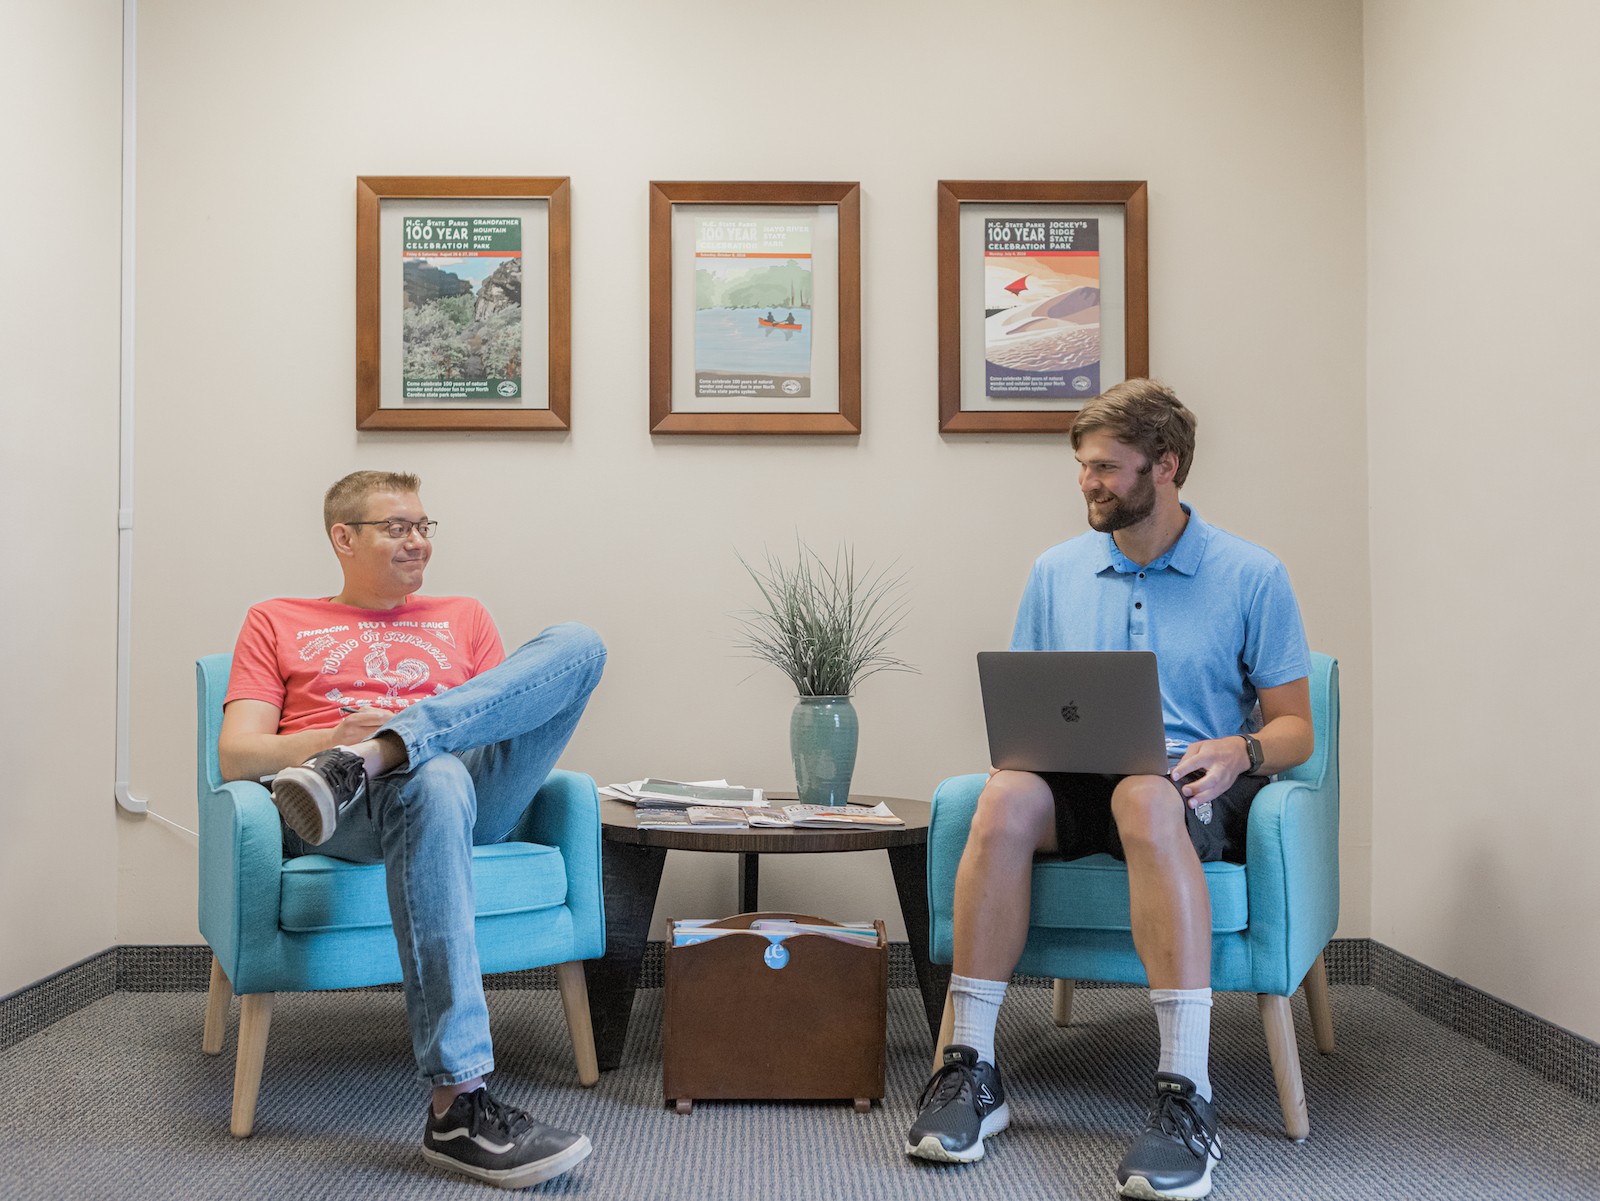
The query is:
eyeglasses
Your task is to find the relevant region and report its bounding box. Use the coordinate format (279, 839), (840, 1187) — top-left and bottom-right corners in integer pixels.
(344, 519), (439, 540)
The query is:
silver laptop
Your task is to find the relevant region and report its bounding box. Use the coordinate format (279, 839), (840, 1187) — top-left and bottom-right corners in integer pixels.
(977, 651), (1169, 775)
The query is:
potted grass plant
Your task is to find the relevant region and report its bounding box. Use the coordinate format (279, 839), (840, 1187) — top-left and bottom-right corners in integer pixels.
(733, 540), (916, 805)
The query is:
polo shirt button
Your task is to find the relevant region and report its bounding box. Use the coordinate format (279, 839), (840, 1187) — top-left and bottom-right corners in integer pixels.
(1138, 572), (1145, 579)
(1135, 602), (1143, 609)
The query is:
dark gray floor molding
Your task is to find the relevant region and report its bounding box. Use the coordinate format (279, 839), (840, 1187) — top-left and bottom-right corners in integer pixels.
(0, 949), (117, 1052)
(1367, 941), (1598, 1103)
(3, 938), (1594, 1103)
(117, 944), (212, 993)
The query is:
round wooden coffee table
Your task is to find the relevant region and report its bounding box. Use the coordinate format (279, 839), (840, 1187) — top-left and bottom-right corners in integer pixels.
(583, 793), (948, 1070)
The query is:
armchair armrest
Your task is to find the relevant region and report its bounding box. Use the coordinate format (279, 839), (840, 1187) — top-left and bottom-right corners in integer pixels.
(926, 773), (987, 964)
(1243, 776), (1341, 995)
(197, 778), (287, 990)
(506, 768), (605, 960)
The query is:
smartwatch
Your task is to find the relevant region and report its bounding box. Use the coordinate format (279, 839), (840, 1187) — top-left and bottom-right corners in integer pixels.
(1239, 733), (1264, 776)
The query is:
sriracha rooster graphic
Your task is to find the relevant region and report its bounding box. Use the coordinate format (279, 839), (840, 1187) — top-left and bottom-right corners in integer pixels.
(365, 644), (431, 697)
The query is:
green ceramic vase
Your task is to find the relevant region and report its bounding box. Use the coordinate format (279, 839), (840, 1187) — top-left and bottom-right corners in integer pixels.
(789, 695), (859, 806)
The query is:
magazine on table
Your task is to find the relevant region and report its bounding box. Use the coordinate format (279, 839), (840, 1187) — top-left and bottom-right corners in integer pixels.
(600, 778), (764, 809)
(636, 806), (751, 830)
(610, 783), (904, 831)
(638, 802), (905, 832)
(745, 802), (904, 830)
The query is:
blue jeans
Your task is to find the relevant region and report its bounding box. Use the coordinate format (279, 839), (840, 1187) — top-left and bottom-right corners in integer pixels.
(283, 621), (607, 1085)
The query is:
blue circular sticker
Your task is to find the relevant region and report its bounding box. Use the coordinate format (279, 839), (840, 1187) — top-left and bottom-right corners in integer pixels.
(762, 939), (790, 970)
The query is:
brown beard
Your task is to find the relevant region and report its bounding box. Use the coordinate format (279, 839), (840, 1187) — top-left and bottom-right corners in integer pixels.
(1085, 469), (1156, 532)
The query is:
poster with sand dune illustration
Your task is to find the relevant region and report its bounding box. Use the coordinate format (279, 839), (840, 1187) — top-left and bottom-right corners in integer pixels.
(983, 217), (1100, 400)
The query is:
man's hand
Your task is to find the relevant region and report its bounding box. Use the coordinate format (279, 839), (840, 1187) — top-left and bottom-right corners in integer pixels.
(220, 698), (390, 783)
(1169, 737), (1250, 808)
(1162, 679), (1315, 811)
(332, 707), (391, 745)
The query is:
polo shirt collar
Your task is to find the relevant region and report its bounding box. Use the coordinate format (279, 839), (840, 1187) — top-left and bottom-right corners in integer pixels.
(1095, 502), (1210, 575)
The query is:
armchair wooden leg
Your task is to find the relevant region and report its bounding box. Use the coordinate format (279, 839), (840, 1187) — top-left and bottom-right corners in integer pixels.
(1052, 979), (1075, 1027)
(202, 957), (232, 1055)
(1302, 951), (1336, 1054)
(555, 961), (600, 1087)
(1258, 993), (1309, 1141)
(231, 992), (274, 1138)
(933, 988), (955, 1075)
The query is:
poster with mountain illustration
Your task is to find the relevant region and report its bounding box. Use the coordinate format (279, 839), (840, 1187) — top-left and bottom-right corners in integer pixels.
(694, 217), (813, 399)
(983, 217), (1100, 400)
(401, 216), (522, 401)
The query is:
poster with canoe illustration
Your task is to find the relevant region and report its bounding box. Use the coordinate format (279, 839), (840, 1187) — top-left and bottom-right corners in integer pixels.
(401, 216), (522, 401)
(983, 217), (1100, 400)
(694, 216), (813, 399)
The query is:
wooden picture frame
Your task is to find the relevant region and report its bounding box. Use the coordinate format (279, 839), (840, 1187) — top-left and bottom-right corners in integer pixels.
(355, 175), (570, 431)
(937, 180), (1148, 433)
(649, 181), (861, 435)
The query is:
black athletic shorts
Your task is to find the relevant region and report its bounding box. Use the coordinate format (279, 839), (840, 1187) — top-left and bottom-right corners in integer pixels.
(1037, 771), (1267, 864)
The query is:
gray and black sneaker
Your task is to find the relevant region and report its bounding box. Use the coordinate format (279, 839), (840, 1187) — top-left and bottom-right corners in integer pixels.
(905, 1044), (1010, 1163)
(422, 1086), (592, 1189)
(269, 747), (367, 846)
(1115, 1072), (1223, 1199)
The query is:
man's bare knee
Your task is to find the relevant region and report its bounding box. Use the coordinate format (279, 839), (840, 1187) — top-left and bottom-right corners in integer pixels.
(969, 770), (1056, 853)
(1111, 775), (1186, 851)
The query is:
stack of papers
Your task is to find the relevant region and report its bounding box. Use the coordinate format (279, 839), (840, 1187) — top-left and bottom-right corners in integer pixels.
(634, 801), (904, 832)
(636, 806), (750, 831)
(601, 778), (764, 809)
(749, 802), (903, 830)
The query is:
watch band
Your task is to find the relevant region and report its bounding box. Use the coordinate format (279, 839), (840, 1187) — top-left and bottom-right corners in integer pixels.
(1239, 733), (1264, 775)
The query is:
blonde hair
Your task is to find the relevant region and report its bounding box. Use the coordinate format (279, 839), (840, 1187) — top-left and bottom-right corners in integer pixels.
(1070, 379), (1198, 486)
(323, 470), (422, 532)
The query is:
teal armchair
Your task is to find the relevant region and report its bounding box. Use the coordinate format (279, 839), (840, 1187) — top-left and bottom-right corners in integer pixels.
(928, 652), (1340, 1140)
(195, 653), (605, 1135)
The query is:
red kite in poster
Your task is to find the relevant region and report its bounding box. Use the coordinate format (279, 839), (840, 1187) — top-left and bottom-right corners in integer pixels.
(1004, 275), (1028, 296)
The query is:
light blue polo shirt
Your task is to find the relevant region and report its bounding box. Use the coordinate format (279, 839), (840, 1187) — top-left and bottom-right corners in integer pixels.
(1009, 504), (1311, 750)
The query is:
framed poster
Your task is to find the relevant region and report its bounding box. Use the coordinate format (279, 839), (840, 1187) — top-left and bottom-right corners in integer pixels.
(356, 176), (570, 431)
(649, 181), (861, 435)
(937, 180), (1148, 433)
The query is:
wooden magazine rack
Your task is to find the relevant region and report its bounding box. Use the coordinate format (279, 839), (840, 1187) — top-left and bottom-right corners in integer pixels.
(662, 912), (888, 1113)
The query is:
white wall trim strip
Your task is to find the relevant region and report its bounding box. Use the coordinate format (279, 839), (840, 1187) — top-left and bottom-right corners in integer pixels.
(115, 0), (146, 816)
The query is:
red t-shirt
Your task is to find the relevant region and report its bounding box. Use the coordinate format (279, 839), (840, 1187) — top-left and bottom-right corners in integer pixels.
(224, 595), (505, 735)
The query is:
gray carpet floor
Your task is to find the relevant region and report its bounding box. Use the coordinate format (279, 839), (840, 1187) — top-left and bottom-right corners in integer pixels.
(1, 983), (1596, 1199)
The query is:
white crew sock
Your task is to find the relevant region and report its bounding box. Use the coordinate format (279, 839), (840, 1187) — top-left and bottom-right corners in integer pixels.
(338, 738), (403, 780)
(1152, 987), (1213, 1100)
(950, 974), (1008, 1066)
(347, 740), (384, 779)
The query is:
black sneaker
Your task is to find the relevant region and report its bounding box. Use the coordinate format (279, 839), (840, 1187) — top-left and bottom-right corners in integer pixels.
(1115, 1072), (1223, 1199)
(905, 1044), (1010, 1163)
(269, 747), (366, 846)
(422, 1087), (592, 1189)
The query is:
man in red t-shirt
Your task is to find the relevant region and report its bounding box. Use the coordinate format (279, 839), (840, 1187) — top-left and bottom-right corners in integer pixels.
(219, 470), (606, 1190)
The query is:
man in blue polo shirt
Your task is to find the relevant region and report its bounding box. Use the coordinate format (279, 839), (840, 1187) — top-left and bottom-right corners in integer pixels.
(905, 379), (1313, 1201)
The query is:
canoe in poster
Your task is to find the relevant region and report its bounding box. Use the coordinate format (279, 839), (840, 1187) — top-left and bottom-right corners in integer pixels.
(983, 217), (1100, 400)
(694, 216), (813, 399)
(401, 216), (522, 401)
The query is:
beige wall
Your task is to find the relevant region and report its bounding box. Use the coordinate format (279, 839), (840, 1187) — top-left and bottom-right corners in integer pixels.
(25, 0), (1597, 1053)
(1365, 1), (1600, 1041)
(114, 0), (1373, 947)
(0, 0), (124, 995)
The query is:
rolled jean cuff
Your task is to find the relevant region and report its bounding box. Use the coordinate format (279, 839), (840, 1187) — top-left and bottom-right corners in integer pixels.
(424, 1057), (495, 1088)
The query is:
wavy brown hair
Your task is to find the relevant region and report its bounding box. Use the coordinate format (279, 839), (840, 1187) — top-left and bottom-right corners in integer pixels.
(1070, 379), (1197, 486)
